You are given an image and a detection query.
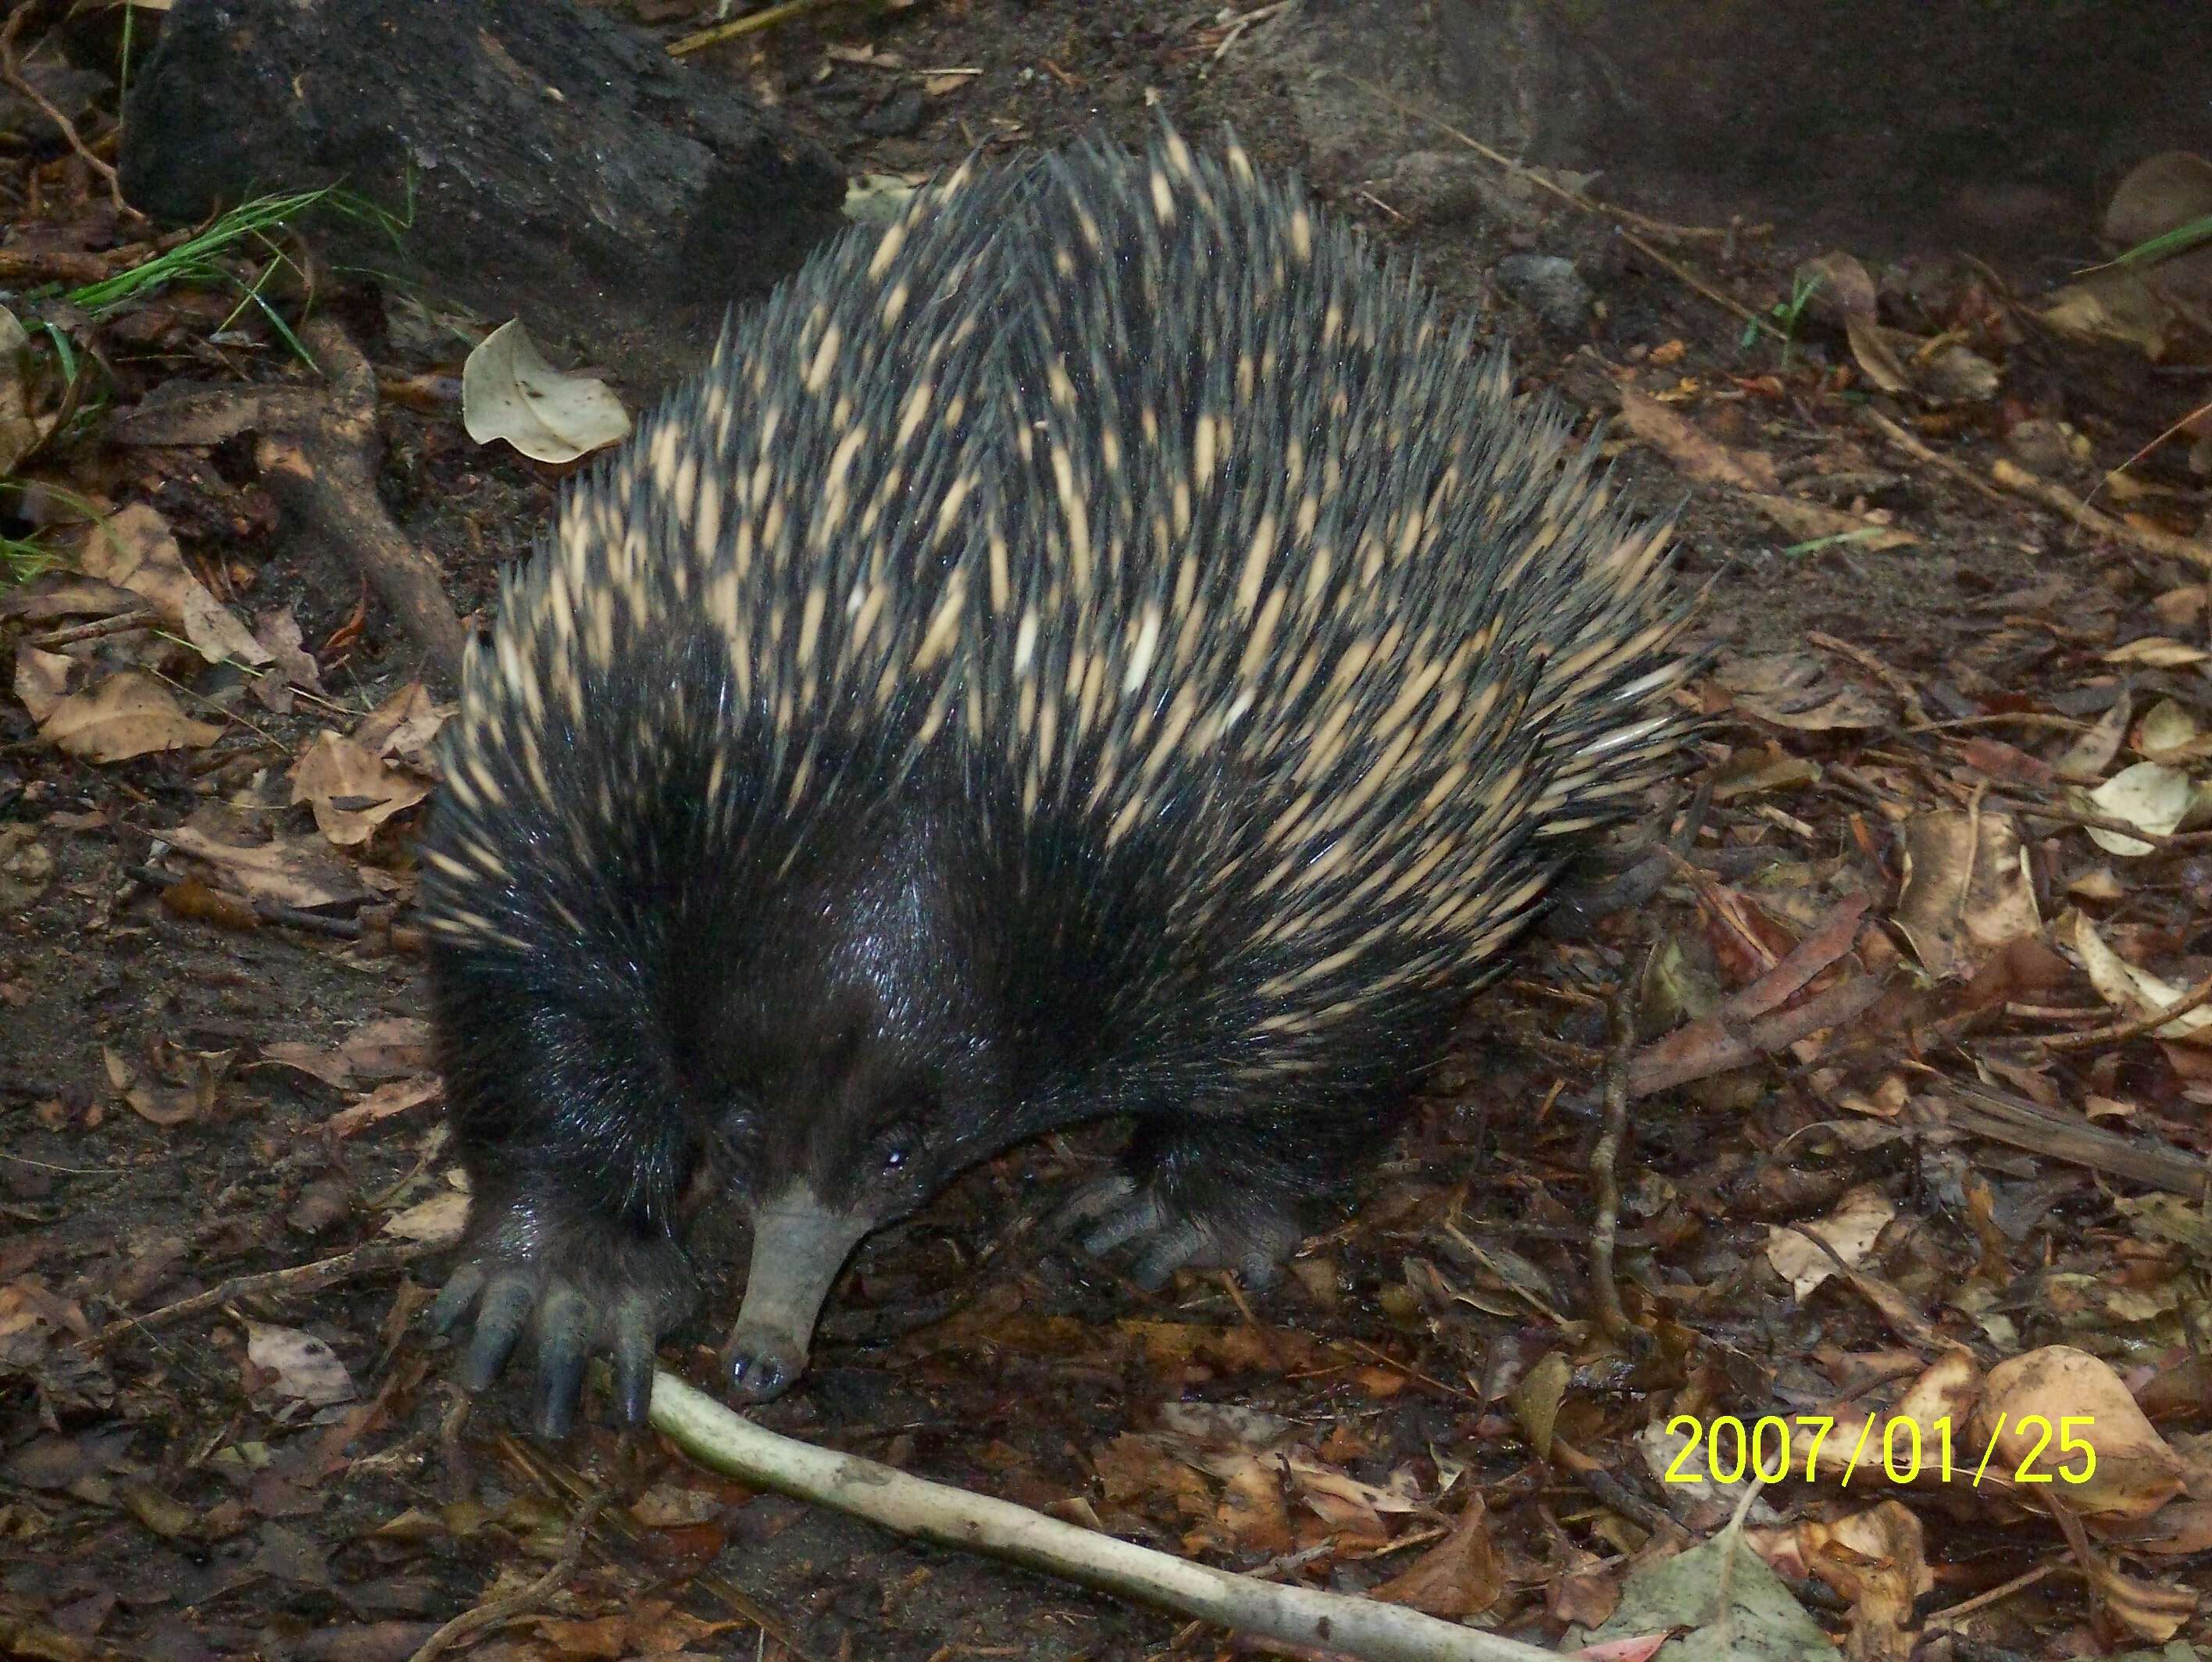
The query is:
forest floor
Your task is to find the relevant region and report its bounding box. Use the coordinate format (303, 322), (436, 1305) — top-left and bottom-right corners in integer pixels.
(3, 4), (2210, 1661)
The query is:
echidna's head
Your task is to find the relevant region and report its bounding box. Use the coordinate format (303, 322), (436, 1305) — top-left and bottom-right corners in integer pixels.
(674, 802), (1015, 1400)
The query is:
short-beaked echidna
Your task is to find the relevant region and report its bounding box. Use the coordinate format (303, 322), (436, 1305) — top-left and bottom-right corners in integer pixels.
(421, 126), (1693, 1434)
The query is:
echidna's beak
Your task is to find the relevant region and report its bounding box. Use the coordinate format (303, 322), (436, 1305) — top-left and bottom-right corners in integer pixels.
(722, 1185), (872, 1403)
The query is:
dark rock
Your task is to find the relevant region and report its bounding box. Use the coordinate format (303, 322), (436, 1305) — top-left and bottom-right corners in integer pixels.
(119, 0), (847, 397)
(1386, 151), (1539, 229)
(858, 85), (927, 139)
(1493, 252), (1593, 333)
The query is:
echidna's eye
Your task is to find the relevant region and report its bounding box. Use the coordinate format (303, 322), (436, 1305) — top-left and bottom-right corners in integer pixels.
(872, 1122), (920, 1175)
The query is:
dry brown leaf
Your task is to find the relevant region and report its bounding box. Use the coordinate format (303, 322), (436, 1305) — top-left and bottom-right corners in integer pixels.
(2052, 692), (2132, 781)
(1748, 490), (1918, 551)
(1371, 1497), (1503, 1618)
(1893, 808), (2040, 980)
(252, 608), (323, 714)
(12, 645), (70, 723)
(166, 822), (370, 911)
(291, 731), (432, 846)
(1212, 1454), (1293, 1554)
(2043, 1494), (2196, 1642)
(77, 503), (269, 667)
(1800, 1501), (1932, 1662)
(327, 1075), (443, 1138)
(1766, 1185), (1895, 1299)
(2069, 914), (2212, 1043)
(40, 669), (220, 761)
(1978, 1346), (2183, 1520)
(1714, 651), (1893, 731)
(1617, 386), (1782, 492)
(383, 1186), (469, 1244)
(2104, 637), (2210, 667)
(1844, 315), (1914, 394)
(0, 574), (140, 622)
(351, 679), (450, 769)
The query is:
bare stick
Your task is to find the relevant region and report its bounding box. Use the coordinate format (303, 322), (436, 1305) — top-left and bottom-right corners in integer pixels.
(409, 1490), (605, 1662)
(1, 7), (134, 219)
(2037, 965), (2212, 1053)
(91, 1237), (440, 1348)
(651, 1373), (1560, 1662)
(1989, 457), (2212, 575)
(1589, 941), (1656, 1343)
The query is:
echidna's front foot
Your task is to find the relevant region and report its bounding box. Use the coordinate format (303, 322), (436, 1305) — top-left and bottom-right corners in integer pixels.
(431, 1199), (699, 1439)
(1056, 1172), (1302, 1290)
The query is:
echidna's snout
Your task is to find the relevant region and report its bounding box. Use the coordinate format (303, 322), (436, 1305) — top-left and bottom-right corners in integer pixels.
(723, 1186), (873, 1402)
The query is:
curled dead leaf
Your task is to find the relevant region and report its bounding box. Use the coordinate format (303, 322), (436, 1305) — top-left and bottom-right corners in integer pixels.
(462, 319), (632, 463)
(2069, 913), (2212, 1043)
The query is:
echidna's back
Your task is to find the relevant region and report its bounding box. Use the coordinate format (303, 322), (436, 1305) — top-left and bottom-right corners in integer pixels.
(971, 130), (1689, 1090)
(425, 157), (1036, 964)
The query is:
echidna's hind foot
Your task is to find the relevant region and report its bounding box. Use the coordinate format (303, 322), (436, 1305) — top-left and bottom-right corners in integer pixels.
(432, 1197), (700, 1439)
(1058, 1170), (1300, 1289)
(1056, 1114), (1346, 1289)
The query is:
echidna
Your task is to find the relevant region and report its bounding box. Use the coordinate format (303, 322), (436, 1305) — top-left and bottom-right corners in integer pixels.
(421, 126), (1692, 1436)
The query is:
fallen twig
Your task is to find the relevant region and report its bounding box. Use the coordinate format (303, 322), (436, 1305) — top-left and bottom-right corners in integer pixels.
(1936, 1078), (2211, 1198)
(2036, 965), (2212, 1053)
(669, 0), (846, 56)
(1859, 406), (2014, 506)
(409, 1489), (606, 1662)
(1989, 456), (2212, 576)
(128, 863), (426, 954)
(31, 610), (159, 648)
(89, 1236), (440, 1349)
(498, 1433), (812, 1656)
(650, 1372), (1559, 1662)
(1589, 940), (1656, 1343)
(1, 6), (135, 219)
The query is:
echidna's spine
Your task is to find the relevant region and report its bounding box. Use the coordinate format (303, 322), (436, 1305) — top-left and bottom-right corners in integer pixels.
(969, 126), (1691, 1105)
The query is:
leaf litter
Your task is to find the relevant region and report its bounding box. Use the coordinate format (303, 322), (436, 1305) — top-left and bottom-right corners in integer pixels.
(3, 8), (2212, 1661)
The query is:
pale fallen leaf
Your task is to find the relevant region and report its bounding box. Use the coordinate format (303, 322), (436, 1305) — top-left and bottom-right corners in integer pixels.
(1799, 1501), (1932, 1662)
(12, 645), (70, 722)
(382, 1190), (465, 1246)
(2069, 913), (2212, 1043)
(2052, 691), (2131, 781)
(291, 730), (431, 846)
(0, 825), (55, 913)
(2079, 760), (2198, 856)
(844, 173), (922, 226)
(1978, 1345), (2182, 1519)
(461, 319), (631, 463)
(40, 669), (220, 761)
(1766, 1183), (1896, 1298)
(242, 1318), (357, 1406)
(2104, 637), (2210, 667)
(1617, 387), (1782, 493)
(166, 822), (369, 911)
(1584, 1535), (1836, 1662)
(77, 503), (269, 666)
(1893, 808), (2040, 980)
